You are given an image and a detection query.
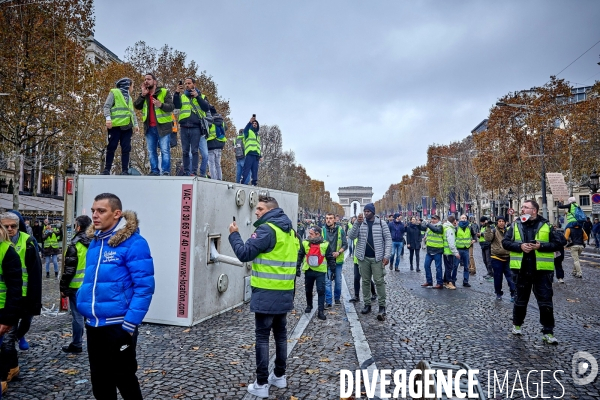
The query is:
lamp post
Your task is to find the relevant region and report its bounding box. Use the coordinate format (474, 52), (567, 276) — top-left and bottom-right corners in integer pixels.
(586, 170), (599, 193)
(507, 187), (514, 222)
(496, 101), (549, 220)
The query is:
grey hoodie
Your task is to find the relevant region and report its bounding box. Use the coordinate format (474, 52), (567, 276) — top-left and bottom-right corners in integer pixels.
(443, 221), (459, 256)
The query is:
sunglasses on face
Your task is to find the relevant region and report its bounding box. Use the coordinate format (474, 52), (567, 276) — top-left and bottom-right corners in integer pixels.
(3, 224), (18, 229)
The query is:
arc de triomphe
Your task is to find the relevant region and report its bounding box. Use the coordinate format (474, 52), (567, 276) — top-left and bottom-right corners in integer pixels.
(337, 186), (374, 219)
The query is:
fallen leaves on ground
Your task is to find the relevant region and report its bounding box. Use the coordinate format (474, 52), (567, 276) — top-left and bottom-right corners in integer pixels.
(204, 353), (215, 358)
(191, 346), (199, 351)
(240, 344), (253, 349)
(58, 369), (79, 375)
(143, 369), (161, 374)
(230, 361), (240, 365)
(182, 328), (191, 333)
(239, 383), (247, 387)
(567, 298), (580, 303)
(320, 358), (331, 363)
(60, 333), (72, 338)
(173, 393), (185, 399)
(305, 369), (320, 374)
(297, 335), (313, 344)
(344, 342), (352, 347)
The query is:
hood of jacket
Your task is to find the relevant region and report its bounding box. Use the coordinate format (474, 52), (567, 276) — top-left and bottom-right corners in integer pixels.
(443, 221), (455, 230)
(253, 208), (293, 233)
(72, 229), (91, 247)
(307, 236), (324, 245)
(86, 210), (140, 247)
(7, 209), (27, 233)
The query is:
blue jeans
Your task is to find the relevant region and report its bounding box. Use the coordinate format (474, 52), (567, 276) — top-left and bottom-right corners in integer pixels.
(255, 313), (287, 385)
(443, 254), (458, 283)
(491, 258), (516, 297)
(69, 293), (84, 348)
(198, 136), (208, 176)
(325, 263), (343, 304)
(45, 254), (58, 273)
(390, 241), (403, 267)
(595, 233), (600, 248)
(423, 252), (443, 285)
(145, 126), (171, 174)
(458, 248), (470, 284)
(236, 159), (250, 184)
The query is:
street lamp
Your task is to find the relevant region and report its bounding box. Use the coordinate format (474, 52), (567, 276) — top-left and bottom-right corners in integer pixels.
(586, 170), (599, 193)
(507, 187), (514, 221)
(496, 101), (549, 220)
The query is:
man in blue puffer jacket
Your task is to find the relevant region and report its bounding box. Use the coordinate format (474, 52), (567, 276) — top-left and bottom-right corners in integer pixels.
(77, 193), (154, 400)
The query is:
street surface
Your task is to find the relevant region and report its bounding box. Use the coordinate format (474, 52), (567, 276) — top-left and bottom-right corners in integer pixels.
(5, 246), (599, 399)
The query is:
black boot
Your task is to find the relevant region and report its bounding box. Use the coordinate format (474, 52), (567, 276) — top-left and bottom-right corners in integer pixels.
(46, 272), (50, 279)
(317, 310), (326, 320)
(349, 296), (359, 303)
(55, 271), (58, 279)
(361, 305), (371, 314)
(305, 293), (313, 313)
(101, 169), (110, 175)
(377, 306), (386, 321)
(305, 306), (313, 313)
(410, 265), (414, 271)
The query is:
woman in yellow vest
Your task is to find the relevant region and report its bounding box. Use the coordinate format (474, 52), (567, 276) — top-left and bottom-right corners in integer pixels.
(102, 77), (139, 175)
(59, 215), (92, 354)
(0, 224), (25, 395)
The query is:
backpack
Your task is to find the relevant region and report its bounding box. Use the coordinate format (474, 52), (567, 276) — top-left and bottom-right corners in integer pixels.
(573, 206), (586, 223)
(215, 123), (226, 140)
(234, 136), (245, 159)
(306, 243), (324, 267)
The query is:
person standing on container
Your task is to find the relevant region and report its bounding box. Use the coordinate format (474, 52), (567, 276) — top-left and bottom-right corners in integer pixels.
(239, 116), (261, 186)
(77, 193), (155, 399)
(229, 196), (299, 398)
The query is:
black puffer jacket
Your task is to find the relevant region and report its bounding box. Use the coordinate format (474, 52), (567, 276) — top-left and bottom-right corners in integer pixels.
(0, 245), (24, 326)
(405, 223), (422, 249)
(60, 230), (91, 297)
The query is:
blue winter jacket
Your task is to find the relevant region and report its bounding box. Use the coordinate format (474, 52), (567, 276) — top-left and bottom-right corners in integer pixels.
(229, 207), (296, 314)
(76, 211), (155, 333)
(388, 221), (406, 242)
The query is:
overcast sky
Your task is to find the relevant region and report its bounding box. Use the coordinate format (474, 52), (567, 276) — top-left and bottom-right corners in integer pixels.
(94, 0), (600, 203)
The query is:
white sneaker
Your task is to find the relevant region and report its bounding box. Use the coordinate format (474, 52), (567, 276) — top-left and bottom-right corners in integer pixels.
(268, 371), (287, 388)
(512, 325), (522, 335)
(542, 333), (558, 345)
(247, 381), (269, 398)
(557, 278), (564, 283)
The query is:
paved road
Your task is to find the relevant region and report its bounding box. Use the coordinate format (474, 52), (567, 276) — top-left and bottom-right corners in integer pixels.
(4, 245), (599, 399)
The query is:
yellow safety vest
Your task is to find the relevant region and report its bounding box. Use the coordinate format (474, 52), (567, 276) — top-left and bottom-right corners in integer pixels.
(69, 241), (87, 289)
(509, 221), (554, 271)
(301, 241), (329, 273)
(455, 227), (471, 249)
(207, 122), (227, 143)
(0, 241), (10, 308)
(243, 129), (261, 156)
(142, 88), (172, 124)
(442, 225), (455, 255)
(479, 226), (487, 242)
(44, 231), (59, 249)
(251, 223), (299, 290)
(109, 88), (135, 127)
(322, 226), (344, 263)
(178, 92), (206, 122)
(426, 227), (444, 249)
(14, 232), (30, 296)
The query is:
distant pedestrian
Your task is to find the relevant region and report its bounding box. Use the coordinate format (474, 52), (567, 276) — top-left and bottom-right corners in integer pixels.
(42, 220), (61, 279)
(388, 213), (405, 271)
(454, 214), (476, 288)
(592, 218), (600, 248)
(134, 73), (175, 176)
(564, 222), (587, 279)
(420, 215), (445, 289)
(441, 216), (460, 290)
(348, 203), (392, 321)
(102, 77), (139, 175)
(484, 216), (516, 300)
(405, 217), (421, 271)
(477, 216), (494, 280)
(557, 197), (579, 229)
(235, 129), (251, 185)
(582, 217), (592, 245)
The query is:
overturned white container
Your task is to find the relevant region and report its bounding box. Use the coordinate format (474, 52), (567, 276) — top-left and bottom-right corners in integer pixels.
(75, 175), (298, 326)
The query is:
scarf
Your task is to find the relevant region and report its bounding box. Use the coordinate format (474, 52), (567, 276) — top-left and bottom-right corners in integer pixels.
(95, 217), (124, 241)
(115, 77), (132, 102)
(458, 221), (470, 229)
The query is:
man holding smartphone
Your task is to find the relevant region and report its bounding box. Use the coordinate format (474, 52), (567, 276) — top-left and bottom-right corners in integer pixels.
(133, 73), (174, 176)
(502, 199), (563, 344)
(173, 78), (210, 176)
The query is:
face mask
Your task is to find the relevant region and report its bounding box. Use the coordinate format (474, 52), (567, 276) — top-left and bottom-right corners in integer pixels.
(520, 214), (531, 223)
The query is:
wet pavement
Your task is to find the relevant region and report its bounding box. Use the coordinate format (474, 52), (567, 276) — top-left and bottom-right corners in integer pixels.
(4, 245), (599, 399)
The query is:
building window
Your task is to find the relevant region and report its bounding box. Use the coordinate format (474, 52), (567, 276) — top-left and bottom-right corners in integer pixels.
(579, 195), (590, 206)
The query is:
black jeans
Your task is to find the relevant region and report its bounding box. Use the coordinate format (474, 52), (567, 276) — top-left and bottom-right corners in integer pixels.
(512, 271), (555, 334)
(255, 313), (287, 385)
(304, 269), (326, 311)
(180, 126), (201, 175)
(554, 248), (564, 279)
(105, 127), (132, 172)
(353, 263), (376, 298)
(480, 246), (492, 275)
(409, 247), (420, 268)
(241, 154), (260, 186)
(491, 258), (516, 296)
(86, 325), (142, 400)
